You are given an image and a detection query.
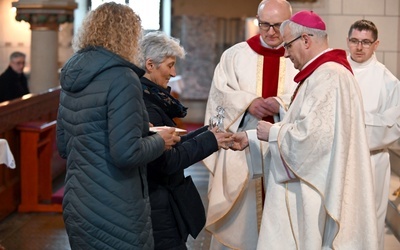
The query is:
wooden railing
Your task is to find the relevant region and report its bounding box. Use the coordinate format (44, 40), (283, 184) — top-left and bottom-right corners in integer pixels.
(0, 87), (64, 221)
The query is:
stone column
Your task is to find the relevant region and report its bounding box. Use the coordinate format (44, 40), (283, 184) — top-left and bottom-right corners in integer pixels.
(12, 0), (77, 94)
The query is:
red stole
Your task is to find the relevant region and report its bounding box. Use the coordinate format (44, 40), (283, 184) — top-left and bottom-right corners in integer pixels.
(290, 49), (353, 105)
(247, 35), (285, 123)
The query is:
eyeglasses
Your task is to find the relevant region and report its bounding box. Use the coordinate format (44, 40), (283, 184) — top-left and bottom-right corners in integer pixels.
(258, 21), (282, 31)
(348, 38), (375, 48)
(283, 34), (313, 49)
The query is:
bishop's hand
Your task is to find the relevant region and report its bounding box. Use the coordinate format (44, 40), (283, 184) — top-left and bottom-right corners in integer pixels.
(230, 131), (249, 151)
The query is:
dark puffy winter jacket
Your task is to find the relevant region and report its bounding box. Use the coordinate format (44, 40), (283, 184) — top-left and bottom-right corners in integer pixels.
(141, 76), (218, 250)
(57, 46), (165, 250)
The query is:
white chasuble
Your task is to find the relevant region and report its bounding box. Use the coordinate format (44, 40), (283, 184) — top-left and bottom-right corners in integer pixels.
(203, 38), (297, 249)
(249, 61), (378, 250)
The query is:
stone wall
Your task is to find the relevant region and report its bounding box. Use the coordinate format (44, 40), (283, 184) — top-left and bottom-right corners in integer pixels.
(172, 15), (245, 100)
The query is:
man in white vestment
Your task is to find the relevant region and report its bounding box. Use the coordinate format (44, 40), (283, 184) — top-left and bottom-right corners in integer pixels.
(346, 19), (400, 250)
(203, 0), (297, 249)
(231, 10), (379, 250)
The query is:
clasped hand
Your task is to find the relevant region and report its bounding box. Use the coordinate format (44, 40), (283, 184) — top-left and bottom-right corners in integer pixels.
(248, 97), (279, 120)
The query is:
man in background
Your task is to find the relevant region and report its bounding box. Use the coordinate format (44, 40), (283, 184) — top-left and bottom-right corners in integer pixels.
(203, 0), (297, 249)
(0, 51), (29, 102)
(347, 19), (400, 250)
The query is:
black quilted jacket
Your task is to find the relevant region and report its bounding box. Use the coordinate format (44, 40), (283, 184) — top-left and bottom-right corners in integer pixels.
(57, 46), (165, 250)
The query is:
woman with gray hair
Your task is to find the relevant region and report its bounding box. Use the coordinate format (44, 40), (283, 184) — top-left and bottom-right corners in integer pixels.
(139, 31), (233, 250)
(56, 3), (179, 249)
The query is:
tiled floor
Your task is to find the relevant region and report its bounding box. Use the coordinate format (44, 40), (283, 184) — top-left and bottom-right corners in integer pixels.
(384, 225), (400, 250)
(0, 162), (399, 250)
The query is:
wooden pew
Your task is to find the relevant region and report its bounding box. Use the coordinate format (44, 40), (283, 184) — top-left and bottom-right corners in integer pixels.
(0, 87), (64, 221)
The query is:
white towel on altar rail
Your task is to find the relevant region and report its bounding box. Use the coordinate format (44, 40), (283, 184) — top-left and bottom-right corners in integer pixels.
(0, 139), (15, 169)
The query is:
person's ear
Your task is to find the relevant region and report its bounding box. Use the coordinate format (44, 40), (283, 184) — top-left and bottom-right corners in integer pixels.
(373, 39), (380, 51)
(145, 59), (154, 71)
(303, 34), (312, 47)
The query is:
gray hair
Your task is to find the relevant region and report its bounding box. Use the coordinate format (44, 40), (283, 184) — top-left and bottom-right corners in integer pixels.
(10, 51), (26, 61)
(280, 19), (327, 39)
(138, 31), (185, 69)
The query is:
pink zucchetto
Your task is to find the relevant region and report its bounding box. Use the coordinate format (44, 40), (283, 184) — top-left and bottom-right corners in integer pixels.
(290, 10), (326, 31)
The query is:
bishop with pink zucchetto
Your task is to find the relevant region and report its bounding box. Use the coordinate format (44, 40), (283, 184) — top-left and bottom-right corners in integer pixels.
(241, 9), (380, 250)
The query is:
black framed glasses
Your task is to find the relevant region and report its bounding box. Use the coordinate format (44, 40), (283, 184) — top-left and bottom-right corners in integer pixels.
(258, 21), (282, 31)
(283, 34), (314, 49)
(348, 38), (375, 48)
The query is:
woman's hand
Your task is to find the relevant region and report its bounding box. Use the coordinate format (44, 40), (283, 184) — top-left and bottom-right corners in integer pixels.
(157, 127), (181, 150)
(210, 127), (233, 150)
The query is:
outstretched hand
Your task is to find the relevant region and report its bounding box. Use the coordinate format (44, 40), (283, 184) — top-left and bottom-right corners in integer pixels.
(230, 131), (249, 151)
(210, 127), (233, 150)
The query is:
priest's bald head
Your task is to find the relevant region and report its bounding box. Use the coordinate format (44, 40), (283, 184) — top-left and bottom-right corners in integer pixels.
(256, 0), (292, 48)
(280, 10), (329, 70)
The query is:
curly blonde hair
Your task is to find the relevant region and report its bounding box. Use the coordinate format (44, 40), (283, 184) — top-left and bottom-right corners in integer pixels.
(72, 2), (142, 64)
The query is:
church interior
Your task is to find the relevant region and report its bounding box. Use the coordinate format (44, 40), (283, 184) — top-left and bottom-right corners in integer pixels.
(0, 0), (400, 249)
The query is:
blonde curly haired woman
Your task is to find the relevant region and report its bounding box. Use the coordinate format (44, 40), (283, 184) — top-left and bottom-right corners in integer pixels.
(56, 2), (180, 249)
